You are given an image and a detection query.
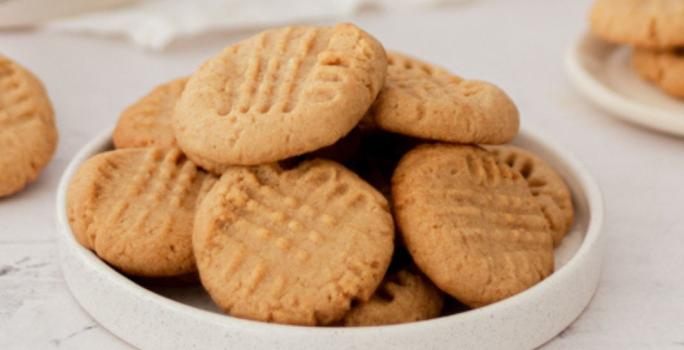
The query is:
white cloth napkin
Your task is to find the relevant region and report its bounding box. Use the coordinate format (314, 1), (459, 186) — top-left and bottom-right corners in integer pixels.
(43, 0), (466, 50)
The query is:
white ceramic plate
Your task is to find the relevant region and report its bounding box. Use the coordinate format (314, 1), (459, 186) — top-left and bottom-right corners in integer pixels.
(56, 128), (604, 350)
(565, 33), (684, 136)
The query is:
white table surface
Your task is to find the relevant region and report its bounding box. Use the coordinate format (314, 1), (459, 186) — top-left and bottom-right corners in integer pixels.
(1, 0), (684, 349)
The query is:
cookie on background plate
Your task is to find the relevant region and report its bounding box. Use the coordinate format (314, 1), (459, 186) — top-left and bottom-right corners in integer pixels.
(368, 52), (519, 145)
(486, 145), (574, 247)
(392, 144), (554, 308)
(590, 0), (684, 49)
(0, 55), (58, 197)
(113, 77), (187, 149)
(193, 160), (394, 325)
(632, 48), (684, 98)
(67, 147), (216, 277)
(173, 23), (387, 172)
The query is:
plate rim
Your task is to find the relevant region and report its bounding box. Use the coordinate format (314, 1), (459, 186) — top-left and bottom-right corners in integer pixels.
(55, 127), (604, 345)
(565, 32), (684, 137)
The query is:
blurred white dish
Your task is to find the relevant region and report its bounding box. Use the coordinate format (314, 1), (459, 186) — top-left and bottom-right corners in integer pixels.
(565, 33), (684, 136)
(56, 127), (604, 350)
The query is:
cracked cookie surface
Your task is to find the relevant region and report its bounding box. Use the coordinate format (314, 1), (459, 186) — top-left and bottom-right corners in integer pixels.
(486, 145), (574, 246)
(392, 144), (554, 307)
(193, 159), (394, 325)
(173, 24), (387, 171)
(67, 147), (216, 277)
(367, 52), (518, 145)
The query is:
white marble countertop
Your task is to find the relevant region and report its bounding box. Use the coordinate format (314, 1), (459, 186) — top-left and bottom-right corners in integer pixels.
(1, 0), (684, 348)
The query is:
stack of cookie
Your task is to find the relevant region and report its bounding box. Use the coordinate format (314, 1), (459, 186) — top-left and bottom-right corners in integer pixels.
(67, 23), (574, 327)
(0, 55), (58, 197)
(590, 0), (684, 98)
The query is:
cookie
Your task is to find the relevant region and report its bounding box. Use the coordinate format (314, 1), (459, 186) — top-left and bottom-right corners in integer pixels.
(67, 147), (216, 277)
(392, 144), (554, 307)
(173, 24), (387, 171)
(486, 145), (574, 247)
(590, 0), (684, 49)
(632, 47), (684, 98)
(368, 52), (519, 145)
(342, 269), (443, 326)
(193, 159), (394, 325)
(113, 77), (187, 149)
(0, 55), (58, 197)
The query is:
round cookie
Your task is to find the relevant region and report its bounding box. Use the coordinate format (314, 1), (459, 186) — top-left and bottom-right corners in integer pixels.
(174, 24), (387, 171)
(113, 77), (187, 149)
(368, 52), (519, 145)
(67, 147), (216, 277)
(342, 269), (443, 326)
(0, 55), (57, 197)
(632, 48), (684, 98)
(590, 0), (684, 49)
(193, 160), (394, 325)
(486, 145), (574, 247)
(392, 144), (554, 308)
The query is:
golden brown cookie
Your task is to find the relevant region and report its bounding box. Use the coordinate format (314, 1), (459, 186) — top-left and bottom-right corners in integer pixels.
(193, 160), (394, 325)
(590, 0), (684, 49)
(113, 77), (187, 149)
(67, 147), (216, 277)
(174, 24), (387, 171)
(632, 48), (684, 98)
(486, 145), (574, 247)
(0, 55), (58, 197)
(342, 269), (443, 326)
(392, 144), (554, 307)
(368, 52), (519, 145)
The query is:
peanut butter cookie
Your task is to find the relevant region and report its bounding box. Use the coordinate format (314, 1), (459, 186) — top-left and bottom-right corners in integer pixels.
(392, 144), (554, 307)
(173, 24), (387, 171)
(193, 160), (394, 325)
(590, 0), (684, 49)
(632, 48), (684, 98)
(0, 55), (58, 197)
(342, 269), (443, 326)
(368, 52), (519, 144)
(113, 77), (187, 149)
(67, 147), (216, 277)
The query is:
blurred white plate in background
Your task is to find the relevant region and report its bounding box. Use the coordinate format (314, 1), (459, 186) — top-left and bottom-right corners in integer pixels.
(565, 33), (684, 137)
